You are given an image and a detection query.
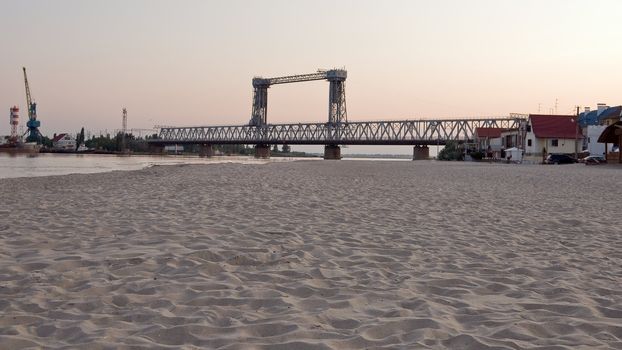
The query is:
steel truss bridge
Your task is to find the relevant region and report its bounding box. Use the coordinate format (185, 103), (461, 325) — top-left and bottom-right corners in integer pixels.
(154, 118), (523, 146)
(148, 68), (527, 158)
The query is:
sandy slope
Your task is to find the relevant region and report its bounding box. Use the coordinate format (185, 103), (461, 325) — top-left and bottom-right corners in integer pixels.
(0, 161), (621, 349)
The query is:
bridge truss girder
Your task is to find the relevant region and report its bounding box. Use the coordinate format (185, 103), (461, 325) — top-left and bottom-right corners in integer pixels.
(152, 117), (524, 146)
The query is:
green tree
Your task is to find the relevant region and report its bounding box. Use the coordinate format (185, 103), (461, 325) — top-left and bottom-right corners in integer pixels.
(40, 135), (53, 148)
(437, 141), (464, 161)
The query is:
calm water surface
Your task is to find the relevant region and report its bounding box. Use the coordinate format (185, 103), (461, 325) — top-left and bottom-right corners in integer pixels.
(0, 153), (304, 179)
(0, 153), (415, 179)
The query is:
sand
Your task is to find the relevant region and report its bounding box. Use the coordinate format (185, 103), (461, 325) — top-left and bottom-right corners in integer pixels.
(0, 160), (621, 349)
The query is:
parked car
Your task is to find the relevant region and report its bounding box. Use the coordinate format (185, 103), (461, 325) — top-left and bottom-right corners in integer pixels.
(583, 155), (607, 165)
(545, 154), (576, 164)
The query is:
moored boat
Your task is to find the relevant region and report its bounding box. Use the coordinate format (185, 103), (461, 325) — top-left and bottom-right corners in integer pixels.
(0, 141), (41, 154)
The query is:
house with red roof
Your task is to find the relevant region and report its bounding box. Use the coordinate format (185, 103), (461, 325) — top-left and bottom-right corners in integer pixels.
(52, 133), (76, 151)
(524, 115), (582, 157)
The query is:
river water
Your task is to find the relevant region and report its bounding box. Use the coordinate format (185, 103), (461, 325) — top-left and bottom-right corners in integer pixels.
(0, 153), (417, 179)
(0, 153), (301, 179)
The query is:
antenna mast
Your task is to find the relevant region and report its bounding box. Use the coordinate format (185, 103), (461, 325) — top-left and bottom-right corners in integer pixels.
(121, 108), (127, 152)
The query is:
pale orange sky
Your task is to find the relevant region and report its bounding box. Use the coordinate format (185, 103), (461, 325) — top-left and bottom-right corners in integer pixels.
(1, 0), (621, 150)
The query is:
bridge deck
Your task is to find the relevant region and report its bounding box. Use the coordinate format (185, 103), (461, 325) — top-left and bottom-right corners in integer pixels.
(149, 118), (524, 146)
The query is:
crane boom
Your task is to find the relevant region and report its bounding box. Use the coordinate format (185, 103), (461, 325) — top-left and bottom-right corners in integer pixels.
(23, 67), (33, 120)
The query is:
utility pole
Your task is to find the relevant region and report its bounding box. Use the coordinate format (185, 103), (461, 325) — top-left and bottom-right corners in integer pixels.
(575, 106), (579, 160)
(121, 108), (127, 152)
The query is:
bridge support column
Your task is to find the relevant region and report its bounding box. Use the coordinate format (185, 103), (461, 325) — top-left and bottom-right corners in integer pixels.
(412, 145), (429, 160)
(149, 144), (165, 154)
(199, 144), (214, 158)
(324, 144), (342, 160)
(254, 144), (271, 159)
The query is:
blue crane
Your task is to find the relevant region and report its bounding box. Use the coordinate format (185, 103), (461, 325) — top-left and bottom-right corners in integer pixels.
(23, 67), (42, 143)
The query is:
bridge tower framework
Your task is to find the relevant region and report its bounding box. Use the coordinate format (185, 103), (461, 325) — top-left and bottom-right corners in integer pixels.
(249, 69), (348, 127)
(327, 70), (347, 125)
(250, 82), (269, 127)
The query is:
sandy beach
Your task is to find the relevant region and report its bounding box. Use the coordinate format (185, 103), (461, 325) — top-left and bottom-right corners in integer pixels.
(0, 160), (621, 349)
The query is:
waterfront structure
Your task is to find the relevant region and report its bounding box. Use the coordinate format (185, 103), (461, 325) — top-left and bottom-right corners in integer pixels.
(586, 125), (610, 156)
(152, 118), (524, 160)
(0, 106), (40, 154)
(524, 114), (582, 158)
(148, 69), (526, 160)
(578, 104), (621, 156)
(475, 127), (504, 157)
(22, 67), (42, 143)
(52, 133), (76, 151)
(597, 121), (622, 163)
(9, 106), (19, 140)
(500, 129), (523, 149)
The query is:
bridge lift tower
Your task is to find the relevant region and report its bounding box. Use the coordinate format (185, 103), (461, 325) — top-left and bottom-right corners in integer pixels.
(249, 69), (348, 127)
(22, 67), (42, 143)
(249, 69), (347, 158)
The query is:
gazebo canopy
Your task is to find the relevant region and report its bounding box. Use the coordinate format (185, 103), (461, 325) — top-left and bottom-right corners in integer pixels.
(597, 121), (622, 143)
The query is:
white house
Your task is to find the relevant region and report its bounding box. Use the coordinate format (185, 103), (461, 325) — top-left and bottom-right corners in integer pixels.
(52, 133), (76, 151)
(500, 129), (523, 149)
(475, 127), (504, 158)
(585, 125), (613, 156)
(524, 114), (582, 157)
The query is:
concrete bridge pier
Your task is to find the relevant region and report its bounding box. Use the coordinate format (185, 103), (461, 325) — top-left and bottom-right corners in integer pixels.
(149, 144), (165, 154)
(324, 144), (342, 160)
(199, 144), (214, 158)
(412, 145), (429, 160)
(255, 144), (271, 159)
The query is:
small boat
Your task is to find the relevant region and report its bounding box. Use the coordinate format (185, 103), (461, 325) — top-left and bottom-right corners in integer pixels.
(76, 143), (91, 153)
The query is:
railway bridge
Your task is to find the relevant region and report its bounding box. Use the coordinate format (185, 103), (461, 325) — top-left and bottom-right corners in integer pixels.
(148, 69), (526, 159)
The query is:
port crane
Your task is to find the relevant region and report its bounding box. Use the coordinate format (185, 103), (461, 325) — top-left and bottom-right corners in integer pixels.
(23, 67), (42, 143)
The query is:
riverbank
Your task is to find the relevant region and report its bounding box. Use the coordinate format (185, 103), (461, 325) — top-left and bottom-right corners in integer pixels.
(1, 161), (621, 349)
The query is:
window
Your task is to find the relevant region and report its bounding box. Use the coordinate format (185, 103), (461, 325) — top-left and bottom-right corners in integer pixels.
(551, 139), (559, 147)
(527, 139), (532, 147)
(526, 125), (532, 132)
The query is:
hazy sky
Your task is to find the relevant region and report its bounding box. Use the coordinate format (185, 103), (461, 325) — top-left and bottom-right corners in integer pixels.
(1, 0), (621, 153)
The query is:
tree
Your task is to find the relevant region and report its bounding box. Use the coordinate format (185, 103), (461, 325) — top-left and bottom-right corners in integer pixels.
(40, 136), (52, 148)
(76, 127), (85, 150)
(282, 144), (291, 153)
(437, 141), (464, 161)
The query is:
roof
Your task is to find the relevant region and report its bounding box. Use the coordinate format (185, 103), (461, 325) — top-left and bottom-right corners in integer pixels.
(598, 105), (622, 121)
(52, 133), (67, 142)
(578, 110), (599, 127)
(597, 121), (622, 143)
(529, 114), (582, 139)
(475, 127), (505, 138)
